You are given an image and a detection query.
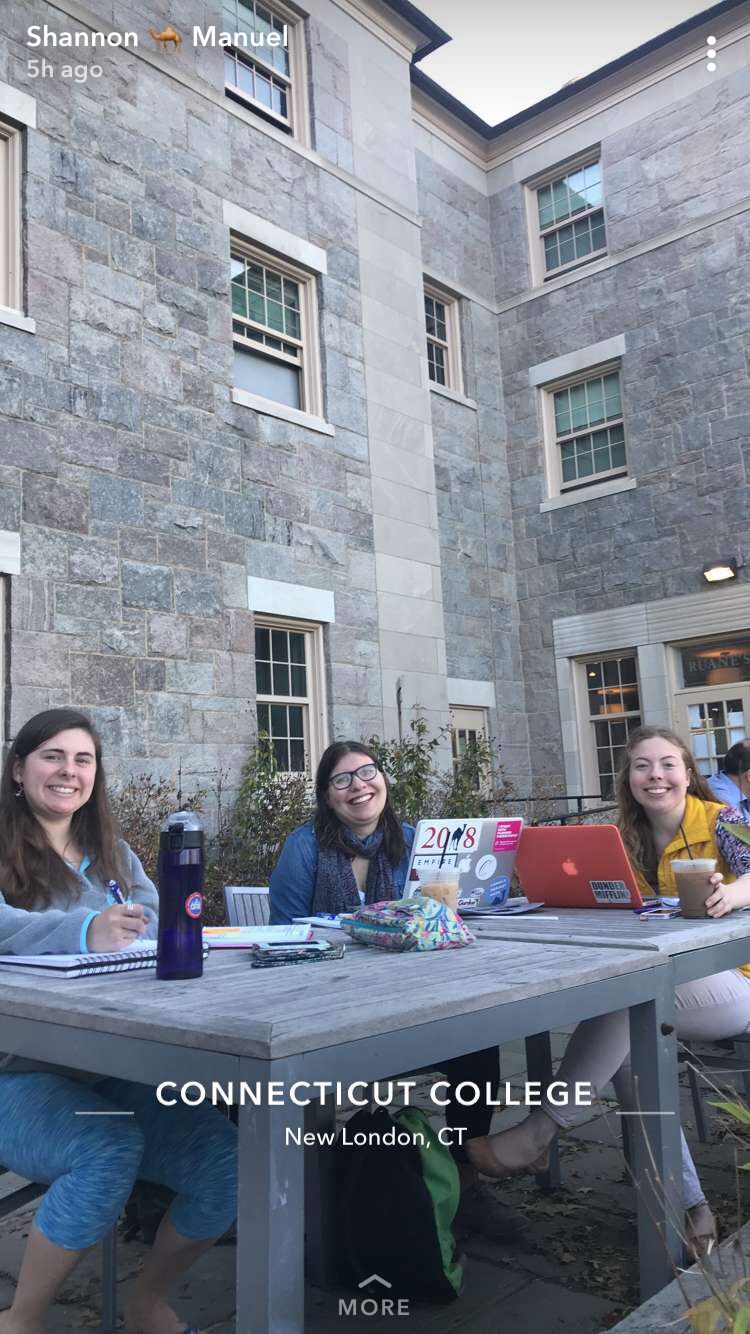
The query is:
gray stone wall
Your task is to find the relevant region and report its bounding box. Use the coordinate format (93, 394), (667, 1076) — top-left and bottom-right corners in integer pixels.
(415, 148), (530, 786)
(1, 0), (393, 789)
(493, 66), (750, 787)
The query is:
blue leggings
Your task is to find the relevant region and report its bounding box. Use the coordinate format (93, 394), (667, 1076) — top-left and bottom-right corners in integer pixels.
(0, 1073), (237, 1250)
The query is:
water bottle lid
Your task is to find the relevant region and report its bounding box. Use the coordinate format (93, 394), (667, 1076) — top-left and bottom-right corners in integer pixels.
(160, 809), (203, 833)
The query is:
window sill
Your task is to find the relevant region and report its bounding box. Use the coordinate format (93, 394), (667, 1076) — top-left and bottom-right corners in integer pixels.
(429, 383), (477, 411)
(231, 388), (335, 436)
(540, 475), (636, 512)
(0, 306), (35, 334)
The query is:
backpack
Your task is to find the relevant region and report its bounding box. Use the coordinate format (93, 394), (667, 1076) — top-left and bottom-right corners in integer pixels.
(335, 1104), (464, 1302)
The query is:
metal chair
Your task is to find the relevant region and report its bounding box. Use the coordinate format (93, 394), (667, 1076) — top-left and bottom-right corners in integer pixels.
(683, 1036), (750, 1143)
(224, 885), (271, 926)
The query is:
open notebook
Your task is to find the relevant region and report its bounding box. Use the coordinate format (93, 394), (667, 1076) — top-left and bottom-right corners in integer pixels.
(0, 943), (169, 979)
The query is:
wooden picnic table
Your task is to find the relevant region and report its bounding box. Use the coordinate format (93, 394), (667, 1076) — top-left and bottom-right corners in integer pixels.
(0, 935), (679, 1329)
(469, 904), (750, 982)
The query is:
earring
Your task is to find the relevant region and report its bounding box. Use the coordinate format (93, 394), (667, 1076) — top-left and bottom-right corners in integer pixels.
(14, 785), (23, 798)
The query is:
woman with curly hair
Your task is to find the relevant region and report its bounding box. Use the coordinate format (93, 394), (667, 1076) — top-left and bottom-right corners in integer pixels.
(467, 725), (750, 1256)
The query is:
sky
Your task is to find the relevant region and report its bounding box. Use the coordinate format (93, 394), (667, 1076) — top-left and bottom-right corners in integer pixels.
(416, 0), (713, 124)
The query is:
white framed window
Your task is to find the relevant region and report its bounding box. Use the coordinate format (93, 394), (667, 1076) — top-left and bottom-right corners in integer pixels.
(527, 154), (606, 283)
(231, 239), (322, 416)
(450, 706), (487, 784)
(222, 0), (306, 140)
(254, 617), (327, 774)
(580, 654), (641, 800)
(0, 120), (22, 312)
(424, 285), (463, 394)
(542, 362), (627, 496)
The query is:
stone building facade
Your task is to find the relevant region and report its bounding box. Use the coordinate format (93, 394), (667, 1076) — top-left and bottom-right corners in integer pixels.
(0, 0), (748, 803)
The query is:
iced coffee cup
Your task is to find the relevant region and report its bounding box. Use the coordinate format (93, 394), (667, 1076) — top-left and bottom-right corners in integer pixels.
(671, 858), (717, 919)
(417, 867), (460, 912)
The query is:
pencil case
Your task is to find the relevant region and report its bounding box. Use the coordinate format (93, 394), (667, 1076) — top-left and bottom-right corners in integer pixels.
(339, 896), (474, 952)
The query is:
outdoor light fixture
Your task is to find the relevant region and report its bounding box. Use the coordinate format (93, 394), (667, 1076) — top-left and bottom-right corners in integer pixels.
(702, 558), (738, 584)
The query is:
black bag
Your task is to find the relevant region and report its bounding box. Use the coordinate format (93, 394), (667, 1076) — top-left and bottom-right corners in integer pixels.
(335, 1105), (464, 1302)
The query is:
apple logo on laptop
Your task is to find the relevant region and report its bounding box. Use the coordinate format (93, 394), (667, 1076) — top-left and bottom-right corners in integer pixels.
(562, 859), (578, 876)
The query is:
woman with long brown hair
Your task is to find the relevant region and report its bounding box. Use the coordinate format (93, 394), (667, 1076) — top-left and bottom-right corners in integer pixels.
(466, 725), (750, 1255)
(0, 709), (236, 1334)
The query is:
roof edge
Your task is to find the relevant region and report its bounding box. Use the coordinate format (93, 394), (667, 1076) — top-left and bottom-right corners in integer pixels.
(411, 0), (749, 139)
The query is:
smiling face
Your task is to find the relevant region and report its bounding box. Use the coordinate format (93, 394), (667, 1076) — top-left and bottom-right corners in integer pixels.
(628, 735), (691, 821)
(326, 750), (388, 837)
(14, 727), (97, 828)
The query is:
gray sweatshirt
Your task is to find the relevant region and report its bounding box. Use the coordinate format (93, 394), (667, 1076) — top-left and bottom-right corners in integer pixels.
(0, 841), (159, 1076)
(0, 841), (158, 956)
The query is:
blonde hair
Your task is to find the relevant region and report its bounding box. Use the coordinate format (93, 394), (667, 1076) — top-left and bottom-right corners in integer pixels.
(616, 725), (716, 887)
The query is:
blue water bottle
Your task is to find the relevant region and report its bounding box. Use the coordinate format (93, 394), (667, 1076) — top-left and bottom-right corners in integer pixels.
(156, 811), (204, 980)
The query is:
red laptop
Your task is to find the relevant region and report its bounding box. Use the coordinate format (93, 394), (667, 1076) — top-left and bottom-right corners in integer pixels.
(515, 825), (645, 909)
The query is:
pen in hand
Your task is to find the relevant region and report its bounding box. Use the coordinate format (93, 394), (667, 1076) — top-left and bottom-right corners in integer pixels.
(107, 879), (134, 913)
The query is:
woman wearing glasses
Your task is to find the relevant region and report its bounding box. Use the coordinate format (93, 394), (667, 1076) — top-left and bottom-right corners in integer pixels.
(269, 740), (511, 1240)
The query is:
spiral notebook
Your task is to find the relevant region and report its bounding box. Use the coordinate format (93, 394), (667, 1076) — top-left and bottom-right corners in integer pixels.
(0, 943), (166, 978)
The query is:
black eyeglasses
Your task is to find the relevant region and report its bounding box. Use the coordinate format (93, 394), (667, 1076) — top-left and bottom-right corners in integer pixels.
(329, 763), (380, 790)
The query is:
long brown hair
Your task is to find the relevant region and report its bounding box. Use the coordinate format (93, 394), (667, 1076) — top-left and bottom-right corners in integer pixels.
(314, 740), (406, 865)
(0, 708), (123, 909)
(616, 725), (716, 887)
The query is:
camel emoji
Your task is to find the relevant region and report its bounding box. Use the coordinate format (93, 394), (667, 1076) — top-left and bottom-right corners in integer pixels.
(148, 25), (181, 52)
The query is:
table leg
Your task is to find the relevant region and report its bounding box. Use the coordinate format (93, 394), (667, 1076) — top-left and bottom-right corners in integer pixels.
(628, 990), (682, 1300)
(525, 1032), (562, 1190)
(236, 1097), (305, 1333)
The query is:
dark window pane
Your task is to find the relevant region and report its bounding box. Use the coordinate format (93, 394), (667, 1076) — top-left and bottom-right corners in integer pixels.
(257, 703), (269, 734)
(288, 705), (304, 737)
(270, 704), (287, 735)
(289, 739), (305, 771)
(273, 737), (288, 770)
(271, 629), (288, 662)
(255, 627), (270, 658)
(255, 661), (272, 694)
(290, 665), (306, 695)
(610, 721), (626, 746)
(594, 721), (611, 746)
(272, 661), (290, 695)
(603, 660), (619, 687)
(586, 662), (603, 688)
(289, 633), (305, 664)
(620, 657), (636, 684)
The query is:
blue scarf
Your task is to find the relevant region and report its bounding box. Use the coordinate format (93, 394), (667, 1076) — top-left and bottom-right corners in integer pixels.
(312, 828), (394, 915)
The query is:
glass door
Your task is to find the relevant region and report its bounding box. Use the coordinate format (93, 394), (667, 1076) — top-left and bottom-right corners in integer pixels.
(674, 688), (750, 777)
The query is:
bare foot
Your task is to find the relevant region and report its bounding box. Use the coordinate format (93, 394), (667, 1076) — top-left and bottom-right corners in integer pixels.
(685, 1202), (717, 1259)
(466, 1112), (557, 1180)
(123, 1294), (191, 1334)
(0, 1312), (44, 1334)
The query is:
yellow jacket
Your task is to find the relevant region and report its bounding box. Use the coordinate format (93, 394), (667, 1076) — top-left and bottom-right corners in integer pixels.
(651, 795), (732, 896)
(632, 794), (750, 978)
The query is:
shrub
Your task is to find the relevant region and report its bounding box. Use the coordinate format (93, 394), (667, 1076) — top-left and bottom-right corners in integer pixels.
(202, 741), (312, 923)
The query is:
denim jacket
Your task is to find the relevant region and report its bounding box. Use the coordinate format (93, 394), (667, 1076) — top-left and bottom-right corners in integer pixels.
(269, 821), (415, 924)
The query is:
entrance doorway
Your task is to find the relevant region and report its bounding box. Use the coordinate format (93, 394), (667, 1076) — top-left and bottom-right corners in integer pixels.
(674, 688), (750, 777)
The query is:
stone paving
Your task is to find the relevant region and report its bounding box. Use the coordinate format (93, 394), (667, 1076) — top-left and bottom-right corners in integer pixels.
(1, 1034), (748, 1333)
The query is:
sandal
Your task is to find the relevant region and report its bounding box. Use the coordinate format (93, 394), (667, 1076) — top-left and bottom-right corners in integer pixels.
(685, 1202), (717, 1260)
